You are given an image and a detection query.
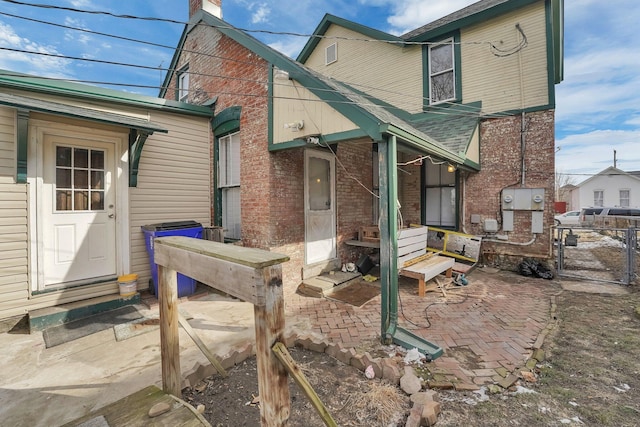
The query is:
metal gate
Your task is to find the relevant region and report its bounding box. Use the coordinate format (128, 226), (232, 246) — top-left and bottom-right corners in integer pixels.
(556, 227), (638, 285)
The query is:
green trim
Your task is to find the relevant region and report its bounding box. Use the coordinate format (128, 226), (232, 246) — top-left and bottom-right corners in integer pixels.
(297, 13), (404, 63)
(268, 66), (274, 147)
(0, 69), (212, 117)
(16, 109), (28, 183)
(487, 103), (556, 117)
(383, 123), (466, 164)
(160, 27), (188, 99)
(422, 32), (461, 109)
(213, 137), (222, 227)
(268, 129), (369, 152)
(183, 11), (384, 140)
(405, 0), (539, 42)
(128, 129), (151, 187)
(212, 106), (242, 228)
(28, 292), (140, 332)
(212, 106), (242, 136)
(462, 158), (481, 170)
(550, 0), (564, 84)
(0, 92), (168, 134)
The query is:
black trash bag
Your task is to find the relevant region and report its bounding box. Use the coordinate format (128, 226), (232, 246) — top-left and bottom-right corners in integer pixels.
(518, 258), (554, 280)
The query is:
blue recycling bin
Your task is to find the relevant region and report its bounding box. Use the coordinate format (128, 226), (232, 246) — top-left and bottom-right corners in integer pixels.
(141, 220), (203, 297)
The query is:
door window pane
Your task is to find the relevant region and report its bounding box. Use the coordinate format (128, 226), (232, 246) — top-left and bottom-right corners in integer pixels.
(91, 192), (104, 210)
(55, 145), (106, 212)
(74, 148), (88, 168)
(56, 169), (71, 188)
(74, 169), (89, 189)
(308, 157), (331, 211)
(56, 146), (72, 167)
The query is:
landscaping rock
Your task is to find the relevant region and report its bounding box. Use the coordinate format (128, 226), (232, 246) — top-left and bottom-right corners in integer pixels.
(148, 402), (171, 418)
(400, 366), (422, 395)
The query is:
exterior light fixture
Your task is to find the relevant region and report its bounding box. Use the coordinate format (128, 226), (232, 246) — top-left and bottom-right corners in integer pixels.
(447, 164), (456, 173)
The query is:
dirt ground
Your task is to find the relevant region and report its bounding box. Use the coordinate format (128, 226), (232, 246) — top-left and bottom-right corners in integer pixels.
(184, 238), (640, 426)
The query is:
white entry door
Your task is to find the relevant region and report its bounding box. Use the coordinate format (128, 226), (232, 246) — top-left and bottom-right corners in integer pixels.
(42, 136), (117, 286)
(304, 150), (336, 265)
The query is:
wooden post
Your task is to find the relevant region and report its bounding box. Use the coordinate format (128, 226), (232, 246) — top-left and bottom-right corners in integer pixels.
(254, 265), (290, 426)
(158, 264), (181, 398)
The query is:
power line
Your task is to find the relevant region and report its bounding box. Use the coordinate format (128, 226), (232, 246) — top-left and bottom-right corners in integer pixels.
(1, 0), (528, 52)
(0, 2), (525, 119)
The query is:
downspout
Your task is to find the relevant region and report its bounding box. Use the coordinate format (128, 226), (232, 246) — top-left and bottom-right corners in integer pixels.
(520, 111), (526, 186)
(378, 135), (399, 343)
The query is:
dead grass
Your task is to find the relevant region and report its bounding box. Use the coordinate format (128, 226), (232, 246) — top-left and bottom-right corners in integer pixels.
(341, 381), (409, 426)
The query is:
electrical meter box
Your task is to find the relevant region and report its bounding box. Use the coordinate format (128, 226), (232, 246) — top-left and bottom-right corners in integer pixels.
(502, 188), (545, 211)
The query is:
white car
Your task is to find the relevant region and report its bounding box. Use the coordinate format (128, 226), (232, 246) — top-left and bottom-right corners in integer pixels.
(554, 210), (581, 226)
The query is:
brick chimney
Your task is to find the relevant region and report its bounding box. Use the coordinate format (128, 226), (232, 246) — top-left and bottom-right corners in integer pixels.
(189, 0), (222, 18)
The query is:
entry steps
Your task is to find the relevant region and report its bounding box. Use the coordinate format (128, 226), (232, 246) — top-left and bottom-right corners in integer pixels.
(28, 293), (140, 333)
(297, 271), (362, 298)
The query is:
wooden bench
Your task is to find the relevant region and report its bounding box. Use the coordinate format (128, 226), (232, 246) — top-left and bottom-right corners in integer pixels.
(397, 227), (455, 297)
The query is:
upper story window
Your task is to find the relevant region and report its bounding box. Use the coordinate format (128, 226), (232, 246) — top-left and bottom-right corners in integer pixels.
(177, 67), (189, 102)
(428, 38), (455, 104)
(325, 43), (337, 65)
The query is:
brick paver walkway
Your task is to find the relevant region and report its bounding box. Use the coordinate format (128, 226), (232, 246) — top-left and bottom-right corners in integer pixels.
(286, 268), (557, 388)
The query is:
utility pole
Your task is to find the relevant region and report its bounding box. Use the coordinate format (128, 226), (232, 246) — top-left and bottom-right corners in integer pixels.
(614, 149), (617, 168)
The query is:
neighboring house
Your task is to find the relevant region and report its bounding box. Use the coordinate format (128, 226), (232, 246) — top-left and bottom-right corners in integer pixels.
(161, 0), (563, 298)
(0, 70), (213, 321)
(570, 166), (640, 208)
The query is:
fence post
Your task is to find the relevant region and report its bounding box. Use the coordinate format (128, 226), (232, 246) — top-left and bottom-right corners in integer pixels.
(158, 264), (181, 398)
(254, 264), (290, 426)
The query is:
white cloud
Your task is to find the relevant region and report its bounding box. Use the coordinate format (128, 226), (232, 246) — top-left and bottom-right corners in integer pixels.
(556, 130), (640, 177)
(358, 0), (476, 34)
(251, 4), (271, 24)
(0, 21), (72, 77)
(269, 37), (307, 59)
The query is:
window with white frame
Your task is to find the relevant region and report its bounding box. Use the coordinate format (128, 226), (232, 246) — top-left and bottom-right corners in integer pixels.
(177, 67), (189, 102)
(428, 38), (455, 104)
(325, 43), (337, 65)
(424, 162), (456, 227)
(593, 190), (604, 207)
(218, 132), (241, 240)
(620, 189), (630, 207)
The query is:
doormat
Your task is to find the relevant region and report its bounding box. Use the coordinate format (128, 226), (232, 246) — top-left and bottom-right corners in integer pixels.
(325, 281), (380, 307)
(43, 305), (143, 348)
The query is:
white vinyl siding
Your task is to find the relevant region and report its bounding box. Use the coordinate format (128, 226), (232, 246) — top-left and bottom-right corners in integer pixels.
(0, 183), (29, 319)
(218, 132), (241, 240)
(460, 1), (549, 113)
(302, 25), (424, 113)
(0, 107), (15, 179)
(129, 111), (211, 289)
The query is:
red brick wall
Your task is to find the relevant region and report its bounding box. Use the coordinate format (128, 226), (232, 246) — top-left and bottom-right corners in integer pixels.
(335, 141), (376, 265)
(464, 110), (555, 267)
(398, 152), (422, 227)
(163, 25), (301, 286)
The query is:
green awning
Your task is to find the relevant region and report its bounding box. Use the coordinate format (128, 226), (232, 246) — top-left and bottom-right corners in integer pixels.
(0, 92), (168, 133)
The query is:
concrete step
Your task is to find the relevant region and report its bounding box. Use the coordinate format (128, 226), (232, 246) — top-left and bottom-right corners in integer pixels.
(28, 293), (141, 333)
(297, 271), (362, 298)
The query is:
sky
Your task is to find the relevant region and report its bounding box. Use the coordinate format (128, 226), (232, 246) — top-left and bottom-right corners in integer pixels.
(0, 0), (638, 184)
